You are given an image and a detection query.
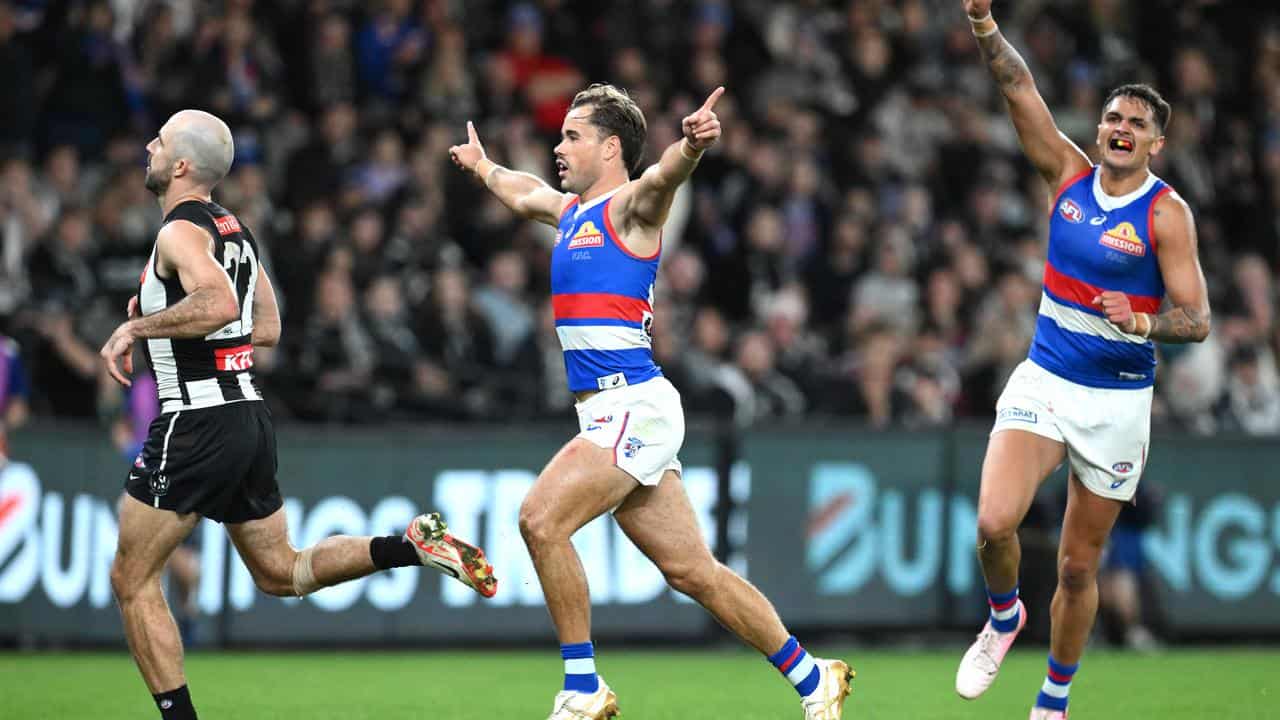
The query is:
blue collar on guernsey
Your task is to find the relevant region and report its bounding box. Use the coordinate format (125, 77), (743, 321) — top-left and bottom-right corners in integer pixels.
(1091, 168), (1157, 211)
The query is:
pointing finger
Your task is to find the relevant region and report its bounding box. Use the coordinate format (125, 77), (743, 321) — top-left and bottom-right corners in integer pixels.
(699, 86), (725, 113)
(467, 120), (479, 145)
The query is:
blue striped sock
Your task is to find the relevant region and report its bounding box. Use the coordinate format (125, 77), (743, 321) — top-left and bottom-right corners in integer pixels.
(987, 585), (1021, 633)
(1034, 655), (1078, 712)
(767, 636), (821, 697)
(561, 642), (599, 693)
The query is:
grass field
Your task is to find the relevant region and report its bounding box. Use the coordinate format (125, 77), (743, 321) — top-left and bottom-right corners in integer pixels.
(2, 648), (1276, 719)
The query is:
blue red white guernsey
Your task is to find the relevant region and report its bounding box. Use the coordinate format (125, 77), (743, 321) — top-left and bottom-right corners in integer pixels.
(139, 200), (262, 412)
(1029, 166), (1171, 389)
(550, 188), (664, 393)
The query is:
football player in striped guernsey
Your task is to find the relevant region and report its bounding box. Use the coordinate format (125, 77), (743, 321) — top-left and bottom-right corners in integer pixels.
(450, 85), (855, 720)
(955, 2), (1211, 718)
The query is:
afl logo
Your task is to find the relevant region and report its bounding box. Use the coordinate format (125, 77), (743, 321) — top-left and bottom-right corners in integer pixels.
(1111, 461), (1134, 473)
(1058, 198), (1085, 224)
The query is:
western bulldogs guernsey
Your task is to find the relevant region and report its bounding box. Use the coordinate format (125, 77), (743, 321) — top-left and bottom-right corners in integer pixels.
(140, 200), (262, 412)
(1030, 166), (1170, 389)
(550, 189), (663, 393)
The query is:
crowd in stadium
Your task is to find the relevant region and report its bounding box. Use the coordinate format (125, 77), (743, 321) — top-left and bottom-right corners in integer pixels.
(0, 0), (1278, 434)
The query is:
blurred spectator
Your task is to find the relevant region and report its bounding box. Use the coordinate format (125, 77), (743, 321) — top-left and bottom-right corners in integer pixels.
(0, 335), (30, 428)
(491, 3), (584, 135)
(294, 270), (376, 422)
(473, 249), (535, 368)
(39, 1), (130, 158)
(0, 2), (36, 155)
(413, 266), (498, 419)
(1217, 345), (1280, 435)
(355, 0), (426, 104)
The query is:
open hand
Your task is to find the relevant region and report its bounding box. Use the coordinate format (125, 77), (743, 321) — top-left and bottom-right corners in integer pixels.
(448, 121), (487, 175)
(101, 321), (136, 387)
(682, 86), (725, 151)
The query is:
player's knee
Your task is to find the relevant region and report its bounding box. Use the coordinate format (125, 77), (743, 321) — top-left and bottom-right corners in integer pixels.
(976, 512), (1019, 546)
(518, 500), (559, 549)
(1058, 554), (1097, 595)
(109, 556), (135, 603)
(661, 557), (719, 601)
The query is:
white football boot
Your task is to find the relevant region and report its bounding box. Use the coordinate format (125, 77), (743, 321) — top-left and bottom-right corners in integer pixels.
(1029, 706), (1067, 719)
(955, 599), (1027, 699)
(546, 677), (619, 720)
(404, 512), (497, 598)
(801, 659), (855, 720)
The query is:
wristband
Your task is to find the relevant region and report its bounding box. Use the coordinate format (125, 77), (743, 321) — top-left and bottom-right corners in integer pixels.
(680, 138), (704, 162)
(1131, 312), (1151, 338)
(970, 13), (998, 37)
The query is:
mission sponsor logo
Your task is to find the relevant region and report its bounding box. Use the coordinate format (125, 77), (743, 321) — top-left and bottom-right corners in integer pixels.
(567, 220), (605, 249)
(1099, 222), (1146, 257)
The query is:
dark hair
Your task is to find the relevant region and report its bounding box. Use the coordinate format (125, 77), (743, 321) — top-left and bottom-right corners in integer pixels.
(569, 83), (647, 175)
(1104, 84), (1172, 134)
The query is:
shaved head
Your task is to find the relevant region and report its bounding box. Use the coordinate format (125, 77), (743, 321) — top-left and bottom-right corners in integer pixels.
(165, 110), (235, 186)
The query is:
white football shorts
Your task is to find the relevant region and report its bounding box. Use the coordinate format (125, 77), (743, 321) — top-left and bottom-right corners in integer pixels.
(574, 375), (684, 486)
(991, 359), (1152, 502)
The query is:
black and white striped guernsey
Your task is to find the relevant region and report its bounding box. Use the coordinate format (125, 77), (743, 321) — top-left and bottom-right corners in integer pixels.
(140, 200), (262, 413)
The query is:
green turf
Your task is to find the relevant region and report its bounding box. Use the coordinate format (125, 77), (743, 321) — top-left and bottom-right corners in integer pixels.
(1, 648), (1276, 719)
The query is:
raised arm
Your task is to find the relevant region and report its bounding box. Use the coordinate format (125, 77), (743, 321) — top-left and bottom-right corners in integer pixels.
(965, 0), (1090, 188)
(449, 121), (569, 227)
(100, 221), (239, 386)
(1093, 192), (1211, 343)
(622, 86), (724, 229)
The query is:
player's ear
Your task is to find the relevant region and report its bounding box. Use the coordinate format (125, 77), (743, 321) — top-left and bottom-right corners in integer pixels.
(1148, 134), (1166, 158)
(604, 135), (620, 164)
(171, 157), (189, 179)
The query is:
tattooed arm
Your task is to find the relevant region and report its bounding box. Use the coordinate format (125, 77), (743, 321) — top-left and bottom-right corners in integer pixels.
(964, 0), (1091, 188)
(1147, 193), (1211, 343)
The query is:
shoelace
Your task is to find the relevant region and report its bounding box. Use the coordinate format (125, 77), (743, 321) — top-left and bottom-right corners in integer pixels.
(551, 693), (598, 720)
(971, 627), (1002, 674)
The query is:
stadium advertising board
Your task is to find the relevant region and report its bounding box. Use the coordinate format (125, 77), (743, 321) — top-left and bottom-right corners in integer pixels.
(0, 424), (727, 643)
(2, 424), (1278, 643)
(744, 427), (1280, 633)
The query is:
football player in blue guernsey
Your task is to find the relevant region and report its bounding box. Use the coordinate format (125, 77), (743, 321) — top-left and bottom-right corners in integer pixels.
(449, 84), (854, 720)
(955, 3), (1211, 719)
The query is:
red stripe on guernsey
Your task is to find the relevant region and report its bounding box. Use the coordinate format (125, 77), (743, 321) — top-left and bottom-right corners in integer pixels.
(604, 196), (660, 261)
(1047, 667), (1074, 684)
(990, 596), (1018, 612)
(778, 646), (804, 673)
(1051, 167), (1094, 211)
(553, 293), (651, 322)
(1042, 262), (1161, 314)
(611, 411), (632, 466)
(560, 197), (579, 221)
(1147, 186), (1172, 255)
(213, 344), (254, 372)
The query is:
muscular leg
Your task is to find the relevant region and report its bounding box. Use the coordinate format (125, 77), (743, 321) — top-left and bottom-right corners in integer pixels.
(519, 438), (638, 643)
(226, 507), (388, 597)
(1049, 473), (1123, 665)
(613, 470), (787, 654)
(976, 430), (1066, 594)
(111, 494), (200, 694)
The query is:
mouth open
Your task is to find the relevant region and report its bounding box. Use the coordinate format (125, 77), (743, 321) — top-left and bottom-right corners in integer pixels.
(1108, 136), (1134, 155)
(555, 158), (568, 176)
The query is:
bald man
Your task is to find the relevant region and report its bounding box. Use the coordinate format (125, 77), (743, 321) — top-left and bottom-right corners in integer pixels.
(100, 111), (499, 720)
